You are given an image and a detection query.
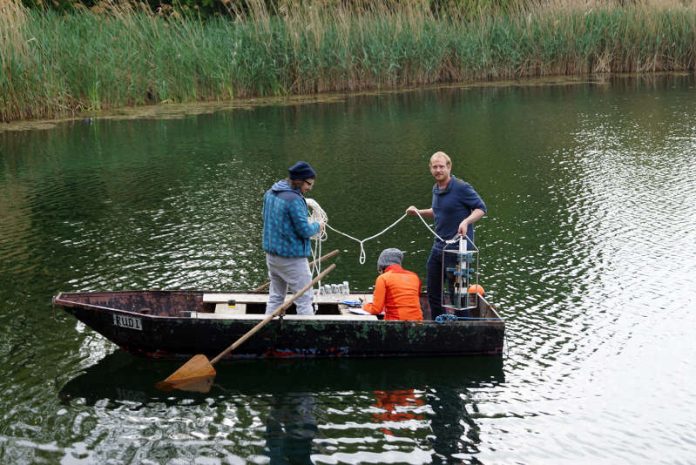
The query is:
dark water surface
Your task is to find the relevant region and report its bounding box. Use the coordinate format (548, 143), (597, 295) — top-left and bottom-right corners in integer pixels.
(1, 76), (695, 464)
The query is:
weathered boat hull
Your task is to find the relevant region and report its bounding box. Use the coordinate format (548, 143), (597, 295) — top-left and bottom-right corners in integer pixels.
(53, 290), (505, 359)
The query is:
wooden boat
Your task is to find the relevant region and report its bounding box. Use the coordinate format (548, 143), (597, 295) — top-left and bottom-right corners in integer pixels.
(52, 289), (505, 359)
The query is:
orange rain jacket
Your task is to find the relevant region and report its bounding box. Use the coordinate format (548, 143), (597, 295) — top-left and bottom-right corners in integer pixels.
(363, 264), (423, 321)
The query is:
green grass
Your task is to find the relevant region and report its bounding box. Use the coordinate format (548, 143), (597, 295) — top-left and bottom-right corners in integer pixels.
(2, 0), (696, 122)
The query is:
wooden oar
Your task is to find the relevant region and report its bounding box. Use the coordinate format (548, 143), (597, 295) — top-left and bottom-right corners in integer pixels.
(251, 249), (339, 292)
(156, 263), (337, 393)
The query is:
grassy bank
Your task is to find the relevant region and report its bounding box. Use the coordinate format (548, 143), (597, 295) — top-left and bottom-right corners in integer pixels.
(2, 0), (696, 122)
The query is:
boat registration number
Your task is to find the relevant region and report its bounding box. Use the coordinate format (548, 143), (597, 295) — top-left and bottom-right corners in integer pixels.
(113, 314), (143, 331)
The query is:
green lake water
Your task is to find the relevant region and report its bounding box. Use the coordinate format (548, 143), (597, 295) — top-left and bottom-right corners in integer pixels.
(1, 75), (695, 464)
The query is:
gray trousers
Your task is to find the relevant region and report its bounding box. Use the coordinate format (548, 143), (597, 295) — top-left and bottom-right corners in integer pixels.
(265, 254), (315, 315)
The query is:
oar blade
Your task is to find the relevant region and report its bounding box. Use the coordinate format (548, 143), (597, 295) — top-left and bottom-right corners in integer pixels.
(155, 376), (214, 393)
(156, 354), (216, 393)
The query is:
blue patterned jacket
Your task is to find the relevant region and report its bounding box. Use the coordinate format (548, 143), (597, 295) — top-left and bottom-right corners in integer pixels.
(262, 180), (320, 257)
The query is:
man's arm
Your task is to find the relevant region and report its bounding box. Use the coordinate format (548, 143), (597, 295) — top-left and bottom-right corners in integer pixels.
(457, 208), (485, 237)
(406, 206), (434, 218)
(288, 199), (321, 238)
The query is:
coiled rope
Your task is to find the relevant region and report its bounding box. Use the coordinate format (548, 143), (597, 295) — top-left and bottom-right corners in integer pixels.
(305, 198), (327, 277)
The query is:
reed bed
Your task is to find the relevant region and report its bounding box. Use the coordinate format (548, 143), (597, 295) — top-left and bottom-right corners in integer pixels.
(2, 0), (696, 122)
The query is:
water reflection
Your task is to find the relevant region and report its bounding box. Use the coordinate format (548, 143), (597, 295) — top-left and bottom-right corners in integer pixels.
(371, 388), (426, 436)
(267, 392), (318, 465)
(5, 76), (696, 463)
(429, 387), (482, 464)
(59, 353), (504, 464)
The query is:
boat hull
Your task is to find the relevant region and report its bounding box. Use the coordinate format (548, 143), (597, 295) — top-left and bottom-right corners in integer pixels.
(54, 290), (505, 359)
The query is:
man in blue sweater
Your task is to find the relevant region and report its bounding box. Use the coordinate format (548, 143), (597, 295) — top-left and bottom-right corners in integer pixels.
(263, 161), (323, 315)
(406, 151), (487, 319)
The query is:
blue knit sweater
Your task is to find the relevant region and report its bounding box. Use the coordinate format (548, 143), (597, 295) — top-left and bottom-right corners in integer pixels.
(262, 180), (320, 257)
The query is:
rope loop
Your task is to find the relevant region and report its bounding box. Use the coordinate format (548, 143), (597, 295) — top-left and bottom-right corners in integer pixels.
(303, 198), (473, 265)
(325, 214), (408, 264)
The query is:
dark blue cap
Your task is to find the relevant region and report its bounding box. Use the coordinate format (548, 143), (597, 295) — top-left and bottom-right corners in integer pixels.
(288, 161), (316, 180)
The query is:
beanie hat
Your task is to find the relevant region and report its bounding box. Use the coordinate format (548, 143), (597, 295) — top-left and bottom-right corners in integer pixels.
(288, 161), (317, 180)
(377, 248), (403, 271)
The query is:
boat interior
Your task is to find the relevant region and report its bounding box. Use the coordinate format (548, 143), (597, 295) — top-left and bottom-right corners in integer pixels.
(54, 290), (499, 321)
(55, 241), (503, 321)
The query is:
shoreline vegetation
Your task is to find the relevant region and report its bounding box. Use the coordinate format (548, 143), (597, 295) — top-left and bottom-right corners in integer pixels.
(2, 0), (696, 123)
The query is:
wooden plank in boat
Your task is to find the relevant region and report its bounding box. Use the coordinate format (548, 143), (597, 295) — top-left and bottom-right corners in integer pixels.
(192, 312), (378, 321)
(203, 292), (373, 304)
(214, 303), (246, 315)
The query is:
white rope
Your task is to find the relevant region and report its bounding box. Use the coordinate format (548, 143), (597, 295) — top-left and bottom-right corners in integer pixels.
(305, 198), (475, 265)
(412, 210), (477, 249)
(326, 214), (409, 264)
(308, 198), (413, 264)
(413, 210), (444, 242)
(305, 198), (328, 241)
(305, 198), (327, 278)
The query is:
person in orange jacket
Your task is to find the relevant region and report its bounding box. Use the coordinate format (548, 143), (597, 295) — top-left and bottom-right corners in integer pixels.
(363, 248), (423, 321)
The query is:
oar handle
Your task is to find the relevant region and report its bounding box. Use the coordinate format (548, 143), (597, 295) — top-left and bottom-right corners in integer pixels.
(251, 249), (339, 292)
(210, 263), (337, 365)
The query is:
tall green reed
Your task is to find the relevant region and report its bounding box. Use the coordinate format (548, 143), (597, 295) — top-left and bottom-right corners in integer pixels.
(2, 0), (696, 122)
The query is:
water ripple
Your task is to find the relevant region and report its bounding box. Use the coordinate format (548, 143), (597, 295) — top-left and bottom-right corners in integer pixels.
(2, 77), (696, 464)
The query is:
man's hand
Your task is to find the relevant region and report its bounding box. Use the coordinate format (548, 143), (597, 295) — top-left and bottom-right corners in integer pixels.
(407, 207), (433, 218)
(458, 209), (485, 237)
(458, 220), (469, 237)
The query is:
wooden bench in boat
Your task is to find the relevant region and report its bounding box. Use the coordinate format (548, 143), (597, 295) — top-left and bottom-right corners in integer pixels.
(193, 312), (378, 321)
(203, 292), (375, 318)
(202, 293), (373, 304)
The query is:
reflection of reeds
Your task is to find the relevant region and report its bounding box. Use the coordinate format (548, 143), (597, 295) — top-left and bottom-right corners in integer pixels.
(2, 0), (696, 122)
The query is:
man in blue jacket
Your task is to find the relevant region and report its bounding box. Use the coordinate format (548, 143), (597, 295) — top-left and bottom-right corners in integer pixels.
(263, 161), (323, 315)
(406, 151), (487, 319)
